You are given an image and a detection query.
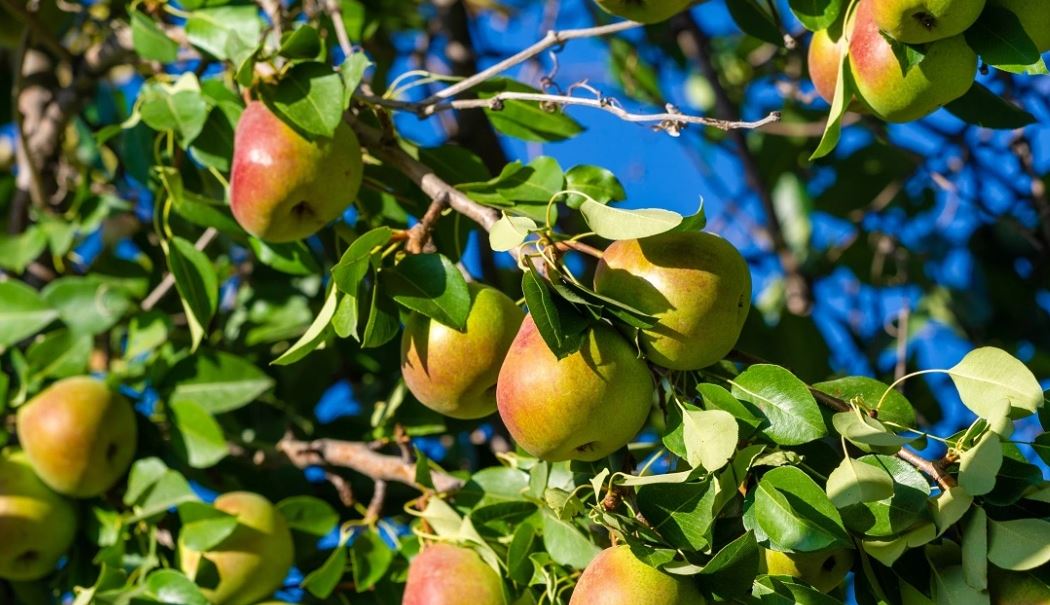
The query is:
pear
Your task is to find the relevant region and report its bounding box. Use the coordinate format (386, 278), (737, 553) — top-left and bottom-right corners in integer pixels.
(593, 0), (697, 23)
(990, 0), (1050, 52)
(401, 284), (524, 419)
(569, 546), (706, 604)
(496, 315), (654, 461)
(809, 29), (847, 105)
(0, 449), (77, 581)
(872, 0), (985, 43)
(403, 543), (506, 605)
(760, 547), (854, 594)
(593, 231), (751, 371)
(229, 101), (363, 242)
(179, 492), (294, 605)
(849, 0), (977, 122)
(17, 376), (138, 498)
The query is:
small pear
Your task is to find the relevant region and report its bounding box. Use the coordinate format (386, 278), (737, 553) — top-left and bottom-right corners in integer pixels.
(179, 492), (294, 605)
(401, 284), (524, 419)
(402, 543), (506, 605)
(496, 315), (654, 461)
(760, 547), (854, 593)
(593, 231), (751, 370)
(0, 449), (77, 581)
(17, 376), (138, 498)
(872, 0), (986, 44)
(569, 546), (706, 604)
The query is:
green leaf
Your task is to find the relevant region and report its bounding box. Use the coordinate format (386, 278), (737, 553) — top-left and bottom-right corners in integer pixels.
(272, 284), (338, 365)
(165, 350), (274, 414)
(332, 227), (392, 294)
(788, 0), (843, 31)
(25, 328), (91, 380)
(170, 399), (227, 469)
(126, 312), (172, 359)
(947, 347), (1043, 419)
(262, 61), (345, 139)
(140, 81), (209, 145)
(361, 275), (400, 349)
(350, 530), (395, 592)
(825, 455), (894, 508)
(813, 376), (916, 428)
(0, 227), (47, 273)
(987, 518), (1050, 571)
(167, 236), (219, 351)
(42, 277), (130, 336)
(124, 459), (197, 519)
(753, 466), (850, 552)
(176, 502), (237, 551)
(965, 6), (1048, 75)
(944, 83), (1037, 130)
(340, 53), (372, 107)
(185, 6), (261, 61)
(730, 365), (827, 445)
(562, 165), (626, 209)
(698, 531), (760, 598)
(579, 199), (683, 240)
(679, 405), (738, 472)
(810, 52), (853, 160)
(386, 253), (471, 330)
(458, 156), (565, 207)
(248, 238), (321, 276)
(131, 11), (179, 62)
(958, 431), (1002, 496)
(278, 24), (323, 60)
(961, 507), (987, 591)
(0, 280), (58, 347)
(726, 0), (784, 45)
(521, 269), (588, 358)
(302, 533), (349, 598)
(145, 569), (209, 605)
(832, 410), (910, 453)
(638, 480), (718, 551)
(930, 565), (988, 605)
(489, 214), (537, 252)
(476, 79), (584, 142)
(932, 486), (974, 535)
(277, 496), (339, 536)
(541, 511), (600, 569)
(841, 455), (931, 538)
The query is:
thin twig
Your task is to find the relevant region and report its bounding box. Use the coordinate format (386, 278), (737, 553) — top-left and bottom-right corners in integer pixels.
(553, 239), (604, 259)
(365, 479), (388, 522)
(421, 20), (641, 104)
(406, 192), (450, 254)
(323, 0), (353, 57)
(142, 228), (219, 310)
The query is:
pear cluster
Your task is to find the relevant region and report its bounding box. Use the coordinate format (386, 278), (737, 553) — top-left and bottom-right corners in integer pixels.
(400, 231), (751, 462)
(808, 0), (1048, 122)
(1, 377), (137, 581)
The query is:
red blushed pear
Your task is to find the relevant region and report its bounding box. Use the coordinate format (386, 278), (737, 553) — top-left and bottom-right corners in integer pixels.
(808, 22), (869, 112)
(593, 231), (751, 371)
(401, 284), (524, 420)
(872, 0), (985, 44)
(849, 0), (977, 122)
(0, 450), (77, 581)
(179, 492), (294, 605)
(402, 543), (506, 605)
(496, 315), (655, 462)
(569, 546), (706, 605)
(17, 376), (138, 498)
(229, 101), (363, 243)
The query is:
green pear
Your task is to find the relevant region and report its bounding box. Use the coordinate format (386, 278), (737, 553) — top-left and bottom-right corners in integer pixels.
(229, 101), (363, 242)
(989, 566), (1050, 604)
(593, 0), (697, 23)
(990, 0), (1050, 52)
(569, 546), (706, 605)
(496, 315), (654, 461)
(0, 449), (77, 581)
(872, 0), (985, 43)
(760, 547), (854, 594)
(179, 492), (294, 605)
(593, 231), (751, 371)
(849, 0), (977, 122)
(403, 543), (506, 605)
(401, 283), (524, 419)
(17, 376), (137, 498)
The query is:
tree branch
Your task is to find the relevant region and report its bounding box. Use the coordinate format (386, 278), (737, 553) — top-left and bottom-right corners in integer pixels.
(406, 192), (450, 254)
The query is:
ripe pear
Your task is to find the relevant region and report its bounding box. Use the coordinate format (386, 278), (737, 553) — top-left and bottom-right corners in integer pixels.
(569, 546), (706, 605)
(809, 29), (847, 105)
(403, 543), (506, 605)
(0, 450), (77, 581)
(989, 566), (1050, 604)
(401, 284), (524, 419)
(872, 0), (985, 43)
(179, 492), (294, 605)
(593, 0), (696, 23)
(17, 376), (138, 498)
(849, 0), (977, 122)
(593, 231), (751, 371)
(496, 315), (654, 461)
(229, 101), (363, 242)
(760, 547), (854, 594)
(990, 0), (1050, 52)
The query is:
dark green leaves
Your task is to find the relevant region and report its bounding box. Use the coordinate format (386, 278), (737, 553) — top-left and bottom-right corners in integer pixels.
(945, 83), (1037, 129)
(0, 281), (58, 347)
(753, 466), (850, 551)
(521, 269), (588, 358)
(164, 350), (274, 414)
(167, 236), (218, 351)
(787, 0), (843, 31)
(262, 62), (346, 139)
(731, 364), (827, 445)
(277, 496), (340, 536)
(840, 455), (930, 538)
(386, 253), (471, 330)
(476, 79), (584, 142)
(965, 6), (1048, 75)
(726, 0), (784, 45)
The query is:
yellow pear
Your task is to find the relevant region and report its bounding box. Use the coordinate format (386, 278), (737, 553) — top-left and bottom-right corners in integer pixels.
(760, 547), (853, 593)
